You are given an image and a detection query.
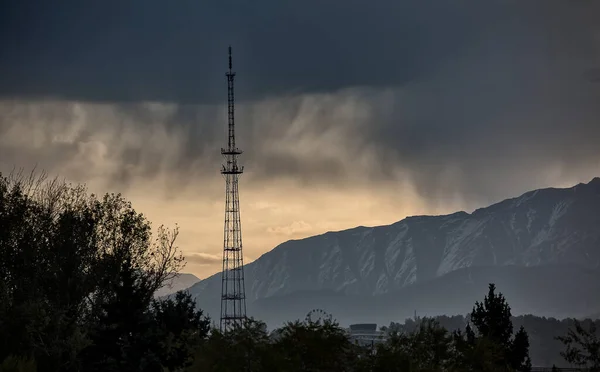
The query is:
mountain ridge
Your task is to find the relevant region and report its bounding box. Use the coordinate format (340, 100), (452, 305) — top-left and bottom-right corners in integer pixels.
(188, 178), (600, 323)
(155, 273), (200, 297)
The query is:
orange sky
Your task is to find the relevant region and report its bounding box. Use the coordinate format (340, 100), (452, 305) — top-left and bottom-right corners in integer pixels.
(109, 172), (593, 279)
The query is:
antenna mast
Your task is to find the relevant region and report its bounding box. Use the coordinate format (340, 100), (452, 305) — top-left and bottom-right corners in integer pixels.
(219, 46), (247, 332)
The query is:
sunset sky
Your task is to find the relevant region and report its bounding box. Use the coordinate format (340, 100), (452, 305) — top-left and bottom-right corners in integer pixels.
(1, 0), (600, 278)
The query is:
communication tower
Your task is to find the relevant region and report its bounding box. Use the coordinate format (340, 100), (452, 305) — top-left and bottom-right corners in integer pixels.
(219, 46), (247, 332)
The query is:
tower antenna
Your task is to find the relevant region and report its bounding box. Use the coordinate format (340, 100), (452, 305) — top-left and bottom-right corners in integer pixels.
(219, 46), (247, 332)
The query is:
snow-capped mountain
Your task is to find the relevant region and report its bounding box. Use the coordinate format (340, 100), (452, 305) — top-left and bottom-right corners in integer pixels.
(188, 178), (600, 321)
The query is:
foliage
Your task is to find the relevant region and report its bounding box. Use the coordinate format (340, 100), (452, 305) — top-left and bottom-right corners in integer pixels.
(187, 285), (537, 372)
(373, 318), (452, 372)
(190, 317), (361, 372)
(0, 170), (199, 372)
(452, 283), (532, 372)
(151, 291), (211, 370)
(556, 319), (600, 371)
(381, 313), (600, 368)
(0, 356), (37, 372)
(190, 318), (275, 371)
(275, 318), (359, 371)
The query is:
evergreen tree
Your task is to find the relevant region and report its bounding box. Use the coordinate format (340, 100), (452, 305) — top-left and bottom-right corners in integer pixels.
(454, 283), (532, 371)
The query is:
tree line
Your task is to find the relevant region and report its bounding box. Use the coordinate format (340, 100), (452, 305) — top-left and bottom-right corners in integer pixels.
(1, 171), (598, 372)
(388, 314), (600, 368)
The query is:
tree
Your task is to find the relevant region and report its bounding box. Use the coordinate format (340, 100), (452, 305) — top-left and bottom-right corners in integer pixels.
(0, 169), (186, 371)
(451, 325), (509, 372)
(0, 170), (93, 369)
(275, 318), (358, 372)
(0, 356), (37, 372)
(371, 332), (411, 372)
(151, 291), (211, 371)
(190, 318), (275, 372)
(81, 255), (162, 372)
(455, 283), (532, 372)
(373, 318), (452, 372)
(557, 319), (600, 371)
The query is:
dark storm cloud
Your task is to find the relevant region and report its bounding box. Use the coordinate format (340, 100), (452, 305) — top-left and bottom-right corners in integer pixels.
(1, 0), (502, 104)
(363, 2), (600, 202)
(1, 0), (600, 208)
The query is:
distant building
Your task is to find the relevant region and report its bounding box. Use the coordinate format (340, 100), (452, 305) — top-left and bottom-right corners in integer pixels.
(347, 323), (387, 348)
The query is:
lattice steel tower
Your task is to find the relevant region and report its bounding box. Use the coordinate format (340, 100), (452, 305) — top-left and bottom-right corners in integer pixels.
(219, 46), (247, 332)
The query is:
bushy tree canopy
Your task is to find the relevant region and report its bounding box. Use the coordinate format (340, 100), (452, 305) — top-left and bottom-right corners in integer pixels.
(0, 170), (205, 372)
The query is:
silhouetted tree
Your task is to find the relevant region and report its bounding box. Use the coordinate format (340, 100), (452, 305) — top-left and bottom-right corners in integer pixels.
(0, 170), (187, 371)
(81, 255), (161, 372)
(151, 291), (210, 371)
(275, 317), (358, 372)
(191, 318), (275, 372)
(374, 318), (451, 372)
(0, 355), (37, 372)
(557, 318), (600, 371)
(454, 283), (532, 371)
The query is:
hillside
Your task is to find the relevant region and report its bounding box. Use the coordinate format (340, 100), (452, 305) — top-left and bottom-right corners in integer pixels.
(250, 264), (600, 328)
(189, 178), (600, 324)
(155, 273), (200, 297)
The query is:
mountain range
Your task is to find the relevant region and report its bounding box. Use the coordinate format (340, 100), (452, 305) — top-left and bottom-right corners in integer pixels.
(188, 178), (600, 328)
(155, 273), (200, 298)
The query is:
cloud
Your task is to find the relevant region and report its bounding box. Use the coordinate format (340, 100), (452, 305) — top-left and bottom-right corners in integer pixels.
(2, 72), (600, 211)
(185, 253), (222, 266)
(6, 1), (598, 104)
(1, 1), (599, 205)
(0, 0), (455, 102)
(267, 221), (313, 236)
(2, 91), (598, 279)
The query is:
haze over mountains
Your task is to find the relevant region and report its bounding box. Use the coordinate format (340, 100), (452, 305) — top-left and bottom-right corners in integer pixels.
(188, 178), (600, 328)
